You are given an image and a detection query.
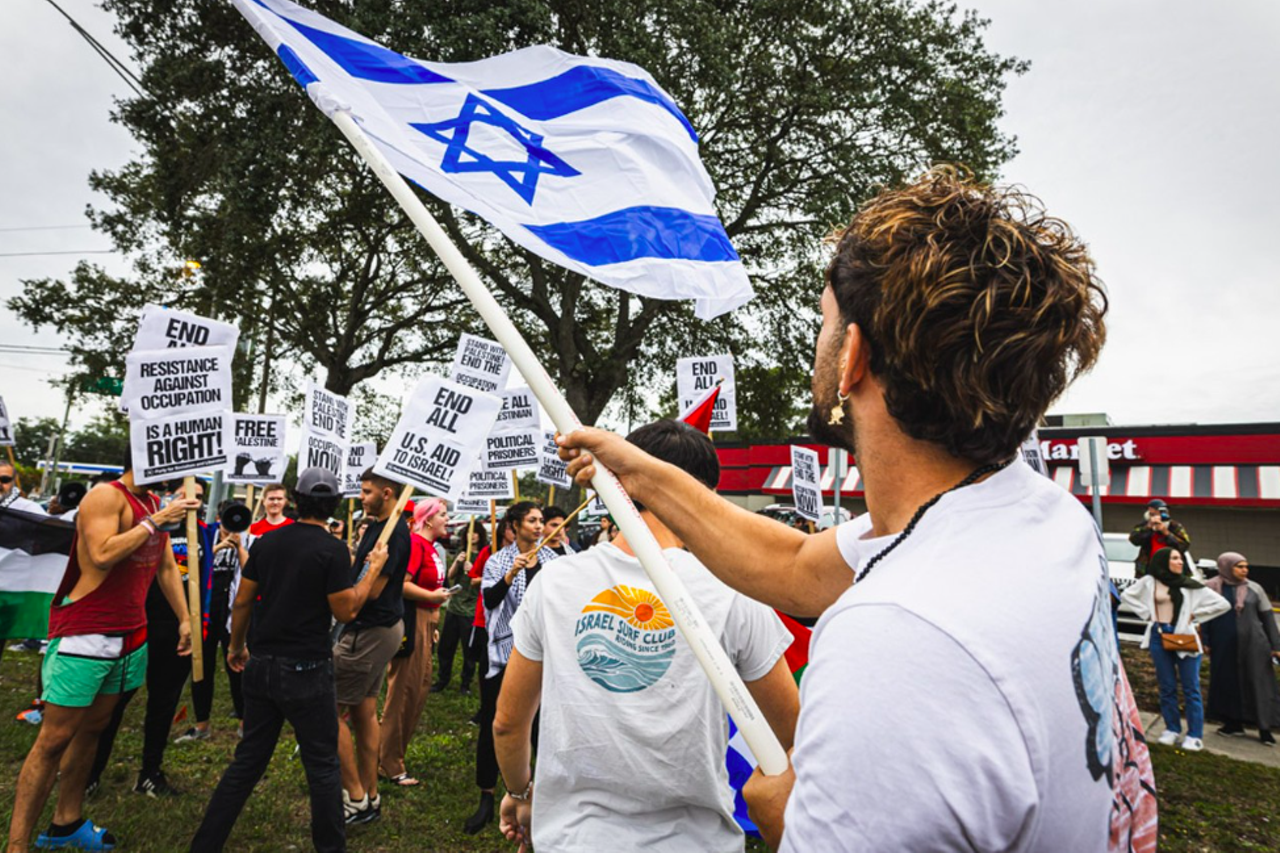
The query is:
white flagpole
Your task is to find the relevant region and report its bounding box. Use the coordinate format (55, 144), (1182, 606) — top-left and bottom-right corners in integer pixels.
(329, 109), (787, 775)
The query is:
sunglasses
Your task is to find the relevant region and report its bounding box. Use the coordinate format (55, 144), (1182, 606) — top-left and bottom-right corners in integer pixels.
(0, 476), (13, 484)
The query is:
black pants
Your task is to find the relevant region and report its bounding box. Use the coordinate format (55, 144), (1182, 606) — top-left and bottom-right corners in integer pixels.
(142, 618), (191, 775)
(193, 573), (244, 722)
(190, 655), (344, 853)
(435, 610), (477, 689)
(475, 665), (537, 790)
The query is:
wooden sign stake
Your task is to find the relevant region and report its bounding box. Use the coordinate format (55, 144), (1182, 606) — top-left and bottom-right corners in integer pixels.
(183, 475), (204, 682)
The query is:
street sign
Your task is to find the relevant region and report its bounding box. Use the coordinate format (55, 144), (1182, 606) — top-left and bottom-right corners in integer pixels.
(81, 376), (124, 397)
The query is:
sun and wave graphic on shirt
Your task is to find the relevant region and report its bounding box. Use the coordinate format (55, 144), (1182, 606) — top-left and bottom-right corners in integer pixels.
(576, 585), (677, 693)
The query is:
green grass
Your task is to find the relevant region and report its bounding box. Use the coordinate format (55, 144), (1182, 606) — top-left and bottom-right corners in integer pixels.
(1, 645), (1276, 851)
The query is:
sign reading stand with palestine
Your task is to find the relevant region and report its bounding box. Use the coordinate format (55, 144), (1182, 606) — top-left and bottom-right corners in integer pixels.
(537, 430), (571, 489)
(676, 354), (737, 432)
(223, 414), (287, 485)
(0, 397), (13, 447)
(790, 445), (822, 524)
(450, 333), (512, 394)
(299, 382), (353, 478)
(344, 442), (377, 498)
(373, 377), (501, 499)
(484, 386), (541, 471)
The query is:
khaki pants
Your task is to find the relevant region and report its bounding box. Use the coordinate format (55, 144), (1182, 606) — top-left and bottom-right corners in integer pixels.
(378, 608), (438, 778)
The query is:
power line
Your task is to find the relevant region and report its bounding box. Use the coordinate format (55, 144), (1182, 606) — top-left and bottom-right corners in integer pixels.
(0, 250), (114, 258)
(0, 225), (91, 233)
(41, 0), (146, 98)
(0, 345), (71, 355)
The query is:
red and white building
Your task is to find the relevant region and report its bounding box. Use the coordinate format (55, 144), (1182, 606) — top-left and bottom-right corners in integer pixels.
(715, 422), (1280, 595)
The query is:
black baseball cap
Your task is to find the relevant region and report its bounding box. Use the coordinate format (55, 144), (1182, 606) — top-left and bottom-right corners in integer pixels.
(1147, 499), (1167, 509)
(296, 467), (340, 497)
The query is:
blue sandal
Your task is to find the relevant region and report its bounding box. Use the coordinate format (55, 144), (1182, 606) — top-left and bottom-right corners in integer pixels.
(35, 820), (116, 850)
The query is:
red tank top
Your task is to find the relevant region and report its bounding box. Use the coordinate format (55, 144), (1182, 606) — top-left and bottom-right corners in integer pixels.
(47, 481), (168, 638)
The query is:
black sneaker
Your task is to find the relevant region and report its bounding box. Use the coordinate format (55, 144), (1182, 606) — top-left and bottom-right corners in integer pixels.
(134, 770), (181, 797)
(1217, 724), (1246, 737)
(463, 791), (494, 835)
(1261, 730), (1275, 747)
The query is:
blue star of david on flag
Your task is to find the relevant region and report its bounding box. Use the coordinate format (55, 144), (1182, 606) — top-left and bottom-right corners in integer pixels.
(411, 94), (580, 205)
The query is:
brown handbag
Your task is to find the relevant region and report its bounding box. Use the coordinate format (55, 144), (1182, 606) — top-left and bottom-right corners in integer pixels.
(1160, 625), (1201, 653)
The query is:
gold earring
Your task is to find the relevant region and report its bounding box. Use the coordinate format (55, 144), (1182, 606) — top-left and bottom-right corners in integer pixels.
(828, 391), (849, 426)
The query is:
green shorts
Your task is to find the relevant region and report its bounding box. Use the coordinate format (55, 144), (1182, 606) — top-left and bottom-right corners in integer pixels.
(41, 636), (149, 708)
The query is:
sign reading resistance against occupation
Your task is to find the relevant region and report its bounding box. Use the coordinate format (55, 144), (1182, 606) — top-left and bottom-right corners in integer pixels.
(223, 414), (287, 485)
(373, 377), (501, 499)
(121, 305), (240, 413)
(676, 354), (737, 432)
(790, 445), (822, 524)
(450, 333), (512, 394)
(122, 347), (233, 418)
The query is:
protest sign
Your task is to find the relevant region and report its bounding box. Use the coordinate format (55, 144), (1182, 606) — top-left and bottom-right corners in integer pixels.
(449, 333), (512, 394)
(790, 446), (822, 523)
(300, 430), (346, 478)
(0, 397), (13, 447)
(132, 304), (241, 353)
(131, 411), (229, 486)
(494, 387), (539, 431)
(676, 354), (737, 432)
(123, 347), (233, 419)
(536, 430), (571, 489)
(344, 441), (377, 497)
(302, 382), (353, 444)
(1020, 430), (1050, 478)
(483, 428), (540, 471)
(464, 467), (515, 501)
(223, 414), (286, 484)
(584, 493), (609, 517)
(454, 497), (492, 517)
(373, 377), (501, 498)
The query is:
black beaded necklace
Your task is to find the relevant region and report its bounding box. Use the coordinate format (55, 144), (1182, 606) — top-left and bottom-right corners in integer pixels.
(853, 459), (1012, 584)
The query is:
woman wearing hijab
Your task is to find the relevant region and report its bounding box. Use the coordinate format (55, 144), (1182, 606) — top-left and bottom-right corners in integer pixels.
(1203, 552), (1280, 745)
(378, 498), (451, 787)
(1122, 547), (1230, 751)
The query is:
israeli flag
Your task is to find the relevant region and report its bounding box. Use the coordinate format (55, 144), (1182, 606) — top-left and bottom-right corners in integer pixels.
(232, 0), (754, 319)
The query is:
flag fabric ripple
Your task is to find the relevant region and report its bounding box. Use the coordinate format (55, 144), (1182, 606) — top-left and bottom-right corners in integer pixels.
(232, 0), (754, 320)
(0, 508), (74, 640)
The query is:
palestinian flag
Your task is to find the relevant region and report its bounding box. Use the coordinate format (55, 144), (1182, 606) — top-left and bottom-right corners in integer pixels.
(0, 507), (74, 639)
(726, 611), (813, 835)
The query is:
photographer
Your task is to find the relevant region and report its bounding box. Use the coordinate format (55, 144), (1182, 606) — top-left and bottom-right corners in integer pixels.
(1129, 499), (1191, 577)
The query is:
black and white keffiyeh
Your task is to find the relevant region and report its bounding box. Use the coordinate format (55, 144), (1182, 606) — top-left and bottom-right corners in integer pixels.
(483, 542), (560, 677)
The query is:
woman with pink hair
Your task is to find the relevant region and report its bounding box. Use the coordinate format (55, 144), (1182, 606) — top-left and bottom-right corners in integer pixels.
(378, 498), (452, 786)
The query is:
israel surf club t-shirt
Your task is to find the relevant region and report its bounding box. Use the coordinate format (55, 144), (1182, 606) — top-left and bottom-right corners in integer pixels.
(781, 459), (1158, 852)
(511, 542), (791, 852)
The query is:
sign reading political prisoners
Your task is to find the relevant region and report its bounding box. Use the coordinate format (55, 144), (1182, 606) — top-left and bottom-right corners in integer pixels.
(122, 347), (233, 419)
(131, 411), (229, 486)
(453, 497), (492, 517)
(449, 333), (512, 394)
(790, 446), (823, 523)
(464, 467), (515, 501)
(676, 354), (737, 432)
(483, 386), (541, 471)
(0, 397), (13, 447)
(222, 414), (287, 485)
(344, 442), (377, 498)
(373, 378), (501, 499)
(537, 431), (571, 489)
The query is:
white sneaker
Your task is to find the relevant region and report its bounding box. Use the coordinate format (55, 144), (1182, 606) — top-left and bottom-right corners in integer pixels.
(1181, 737), (1204, 752)
(1157, 729), (1180, 746)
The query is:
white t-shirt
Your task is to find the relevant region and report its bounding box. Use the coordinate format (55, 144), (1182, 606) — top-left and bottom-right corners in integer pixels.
(781, 460), (1157, 853)
(512, 543), (791, 853)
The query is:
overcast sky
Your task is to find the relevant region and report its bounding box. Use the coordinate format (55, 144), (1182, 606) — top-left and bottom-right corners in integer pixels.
(2, 0), (1278, 439)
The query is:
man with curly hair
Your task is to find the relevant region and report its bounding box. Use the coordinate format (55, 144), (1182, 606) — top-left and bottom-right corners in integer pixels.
(560, 167), (1157, 852)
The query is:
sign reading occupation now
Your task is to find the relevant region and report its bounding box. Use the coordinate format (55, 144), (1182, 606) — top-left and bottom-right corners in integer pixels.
(790, 445), (822, 523)
(373, 377), (501, 499)
(676, 354), (737, 432)
(223, 413), (287, 485)
(300, 382), (353, 478)
(344, 441), (377, 498)
(450, 333), (512, 394)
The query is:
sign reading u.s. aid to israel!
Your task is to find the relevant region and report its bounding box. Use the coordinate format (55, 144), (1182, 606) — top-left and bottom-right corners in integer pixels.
(131, 410), (229, 486)
(790, 445), (822, 523)
(449, 333), (512, 395)
(676, 354), (737, 432)
(0, 396), (13, 446)
(222, 414), (286, 485)
(344, 442), (377, 498)
(373, 377), (501, 499)
(537, 431), (571, 489)
(464, 467), (515, 501)
(302, 381), (353, 444)
(122, 347), (233, 419)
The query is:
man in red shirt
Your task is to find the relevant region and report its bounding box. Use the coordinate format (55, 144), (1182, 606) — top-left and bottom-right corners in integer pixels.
(7, 453), (197, 852)
(236, 483), (294, 564)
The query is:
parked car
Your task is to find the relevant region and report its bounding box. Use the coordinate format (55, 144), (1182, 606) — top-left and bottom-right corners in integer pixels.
(755, 503), (852, 530)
